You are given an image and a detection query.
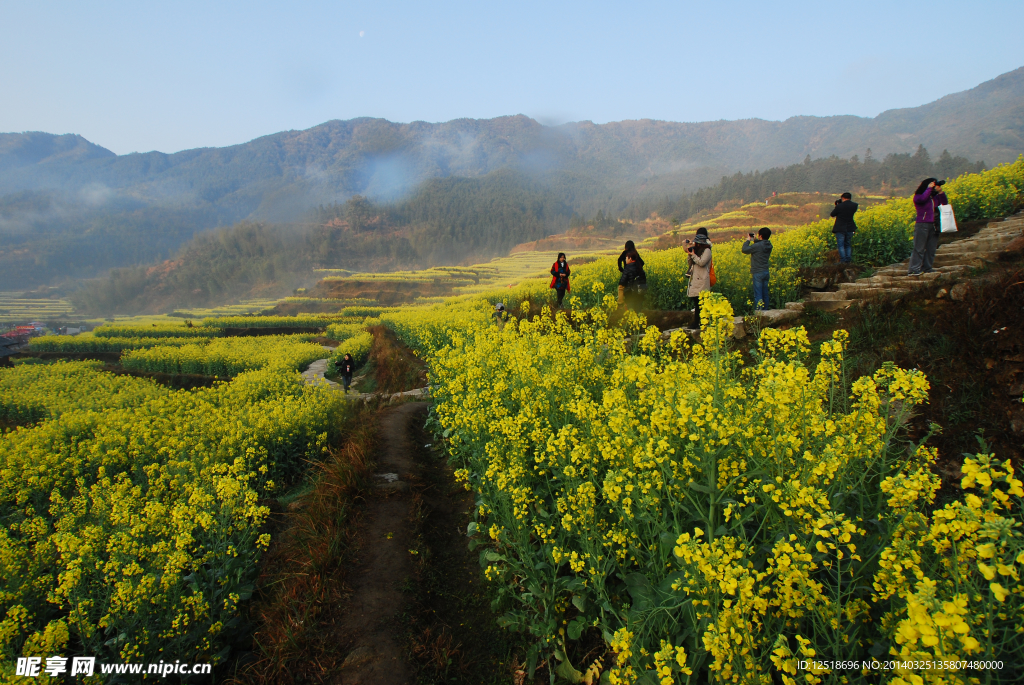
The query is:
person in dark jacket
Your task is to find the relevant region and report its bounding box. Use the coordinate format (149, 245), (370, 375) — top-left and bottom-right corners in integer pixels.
(617, 240), (637, 273)
(741, 227), (773, 310)
(549, 252), (571, 307)
(339, 353), (355, 394)
(617, 241), (645, 306)
(619, 249), (647, 311)
(830, 192), (858, 263)
(908, 178), (947, 275)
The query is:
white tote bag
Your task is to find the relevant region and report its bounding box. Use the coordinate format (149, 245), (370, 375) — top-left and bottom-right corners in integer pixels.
(940, 204), (958, 233)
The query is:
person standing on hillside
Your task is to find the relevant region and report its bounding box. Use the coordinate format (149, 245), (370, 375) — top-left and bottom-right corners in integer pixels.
(492, 302), (510, 331)
(619, 249), (647, 311)
(685, 228), (713, 329)
(549, 252), (571, 307)
(340, 352), (355, 394)
(742, 227), (773, 310)
(909, 178), (946, 275)
(830, 192), (858, 263)
(617, 240), (638, 305)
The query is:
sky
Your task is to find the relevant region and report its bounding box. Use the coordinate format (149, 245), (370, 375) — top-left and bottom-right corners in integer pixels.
(2, 0), (1023, 155)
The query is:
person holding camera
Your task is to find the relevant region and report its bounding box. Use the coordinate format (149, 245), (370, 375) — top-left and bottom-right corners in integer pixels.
(830, 192), (858, 263)
(909, 178), (947, 275)
(742, 227), (773, 310)
(684, 228), (713, 328)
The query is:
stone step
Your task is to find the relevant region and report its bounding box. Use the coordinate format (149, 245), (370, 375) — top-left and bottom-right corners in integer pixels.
(940, 240), (1014, 253)
(837, 281), (877, 290)
(754, 309), (800, 325)
(947, 233), (1018, 244)
(848, 287), (911, 299)
(976, 227), (1024, 236)
(805, 290), (848, 301)
(869, 271), (942, 284)
(845, 287), (890, 299)
(866, 280), (934, 291)
(932, 255), (982, 268)
(784, 301), (805, 311)
(804, 299), (854, 312)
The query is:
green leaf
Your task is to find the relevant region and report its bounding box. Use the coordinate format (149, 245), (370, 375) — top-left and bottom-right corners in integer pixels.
(526, 644), (540, 679)
(624, 573), (655, 611)
(555, 659), (584, 683)
(572, 595), (586, 612)
(467, 521), (478, 536)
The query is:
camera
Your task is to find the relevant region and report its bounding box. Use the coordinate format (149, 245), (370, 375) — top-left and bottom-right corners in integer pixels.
(835, 199), (842, 206)
(935, 179), (946, 186)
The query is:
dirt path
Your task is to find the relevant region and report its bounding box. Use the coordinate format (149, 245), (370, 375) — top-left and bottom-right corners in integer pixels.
(335, 401), (428, 685)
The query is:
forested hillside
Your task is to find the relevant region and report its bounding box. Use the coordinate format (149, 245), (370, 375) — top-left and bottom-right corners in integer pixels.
(70, 170), (571, 313)
(624, 144), (986, 222)
(3, 67), (1023, 290)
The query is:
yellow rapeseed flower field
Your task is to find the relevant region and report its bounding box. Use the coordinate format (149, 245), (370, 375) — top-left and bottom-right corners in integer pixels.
(0, 362), (347, 674)
(120, 334), (325, 377)
(424, 292), (1024, 684)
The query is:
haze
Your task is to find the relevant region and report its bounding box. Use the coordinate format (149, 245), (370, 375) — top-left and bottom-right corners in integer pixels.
(3, 0), (1023, 155)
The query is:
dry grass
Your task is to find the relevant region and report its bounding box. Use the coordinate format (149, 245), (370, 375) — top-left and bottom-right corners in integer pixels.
(227, 406), (378, 685)
(368, 325), (428, 394)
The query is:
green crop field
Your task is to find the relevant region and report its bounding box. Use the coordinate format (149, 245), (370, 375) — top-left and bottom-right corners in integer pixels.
(0, 292), (75, 323)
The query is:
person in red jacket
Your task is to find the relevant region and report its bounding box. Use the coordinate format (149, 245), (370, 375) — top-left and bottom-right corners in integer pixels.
(549, 252), (571, 307)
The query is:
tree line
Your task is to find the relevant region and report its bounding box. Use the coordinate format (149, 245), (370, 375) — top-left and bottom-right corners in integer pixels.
(619, 146), (985, 222)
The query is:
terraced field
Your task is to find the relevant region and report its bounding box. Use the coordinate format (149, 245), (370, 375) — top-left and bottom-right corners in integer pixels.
(0, 292), (74, 323)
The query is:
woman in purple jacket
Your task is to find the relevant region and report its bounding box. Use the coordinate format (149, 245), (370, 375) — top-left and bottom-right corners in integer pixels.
(908, 178), (948, 275)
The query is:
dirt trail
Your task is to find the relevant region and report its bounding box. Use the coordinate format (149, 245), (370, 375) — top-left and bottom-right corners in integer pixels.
(336, 401), (428, 685)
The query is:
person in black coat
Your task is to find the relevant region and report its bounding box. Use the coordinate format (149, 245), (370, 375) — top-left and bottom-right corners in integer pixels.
(619, 249), (647, 311)
(339, 353), (355, 394)
(830, 193), (858, 264)
(617, 240), (637, 273)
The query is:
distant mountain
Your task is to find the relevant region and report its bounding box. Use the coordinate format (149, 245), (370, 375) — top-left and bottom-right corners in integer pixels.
(1, 66), (1022, 290)
(0, 132), (115, 171)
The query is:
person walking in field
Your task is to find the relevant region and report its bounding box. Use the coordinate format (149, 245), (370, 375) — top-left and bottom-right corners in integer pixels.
(619, 249), (647, 312)
(909, 178), (947, 275)
(685, 228), (713, 329)
(830, 192), (858, 263)
(617, 240), (639, 305)
(492, 302), (510, 331)
(549, 252), (571, 307)
(340, 352), (355, 394)
(742, 227), (773, 310)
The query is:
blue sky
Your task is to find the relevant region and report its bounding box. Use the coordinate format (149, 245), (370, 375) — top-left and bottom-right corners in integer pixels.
(2, 0), (1022, 155)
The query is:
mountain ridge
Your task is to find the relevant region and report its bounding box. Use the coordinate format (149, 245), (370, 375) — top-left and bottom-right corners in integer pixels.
(3, 66), (1022, 213)
(1, 66), (1022, 291)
